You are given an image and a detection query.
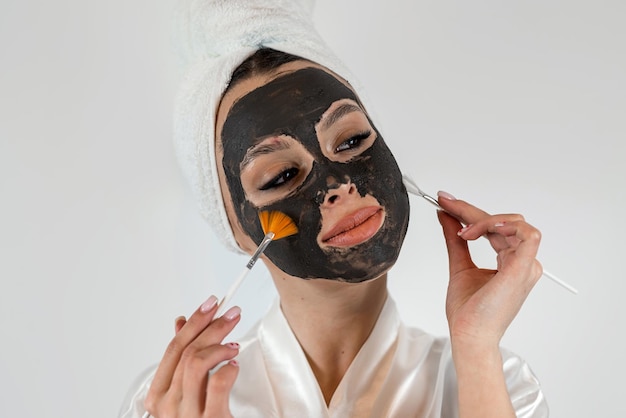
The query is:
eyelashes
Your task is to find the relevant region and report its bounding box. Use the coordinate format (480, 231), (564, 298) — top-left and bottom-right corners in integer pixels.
(335, 130), (372, 153)
(259, 167), (299, 191)
(257, 130), (373, 191)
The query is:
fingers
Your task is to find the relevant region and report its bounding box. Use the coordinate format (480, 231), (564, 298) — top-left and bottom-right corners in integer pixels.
(168, 306), (241, 406)
(438, 191), (544, 347)
(437, 210), (476, 276)
(456, 214), (543, 293)
(488, 220), (541, 261)
(150, 295), (220, 396)
(147, 295), (242, 418)
(205, 360), (240, 415)
(437, 190), (543, 283)
(189, 306), (242, 349)
(490, 220), (543, 288)
(436, 191), (490, 226)
(457, 218), (541, 261)
(180, 343), (240, 415)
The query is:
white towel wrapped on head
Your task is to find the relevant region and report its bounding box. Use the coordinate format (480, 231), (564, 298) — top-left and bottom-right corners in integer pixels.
(173, 0), (362, 253)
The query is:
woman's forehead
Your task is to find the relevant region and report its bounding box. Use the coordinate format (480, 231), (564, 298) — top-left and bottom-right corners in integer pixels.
(216, 62), (354, 148)
(220, 68), (360, 164)
(224, 60), (348, 107)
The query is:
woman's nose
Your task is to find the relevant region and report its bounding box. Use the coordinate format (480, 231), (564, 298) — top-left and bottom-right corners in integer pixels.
(322, 178), (357, 206)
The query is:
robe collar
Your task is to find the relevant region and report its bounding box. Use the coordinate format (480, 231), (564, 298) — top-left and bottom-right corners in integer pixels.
(257, 294), (400, 417)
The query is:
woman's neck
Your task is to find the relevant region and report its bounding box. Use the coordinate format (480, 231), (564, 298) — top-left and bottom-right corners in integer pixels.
(268, 265), (388, 405)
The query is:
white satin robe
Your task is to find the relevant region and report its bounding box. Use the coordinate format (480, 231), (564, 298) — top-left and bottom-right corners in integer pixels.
(119, 297), (548, 417)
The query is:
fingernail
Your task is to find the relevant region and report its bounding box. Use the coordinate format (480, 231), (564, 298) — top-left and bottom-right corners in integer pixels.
(225, 342), (240, 349)
(457, 224), (472, 236)
(229, 359), (239, 367)
(200, 295), (218, 313)
(222, 306), (241, 321)
(437, 190), (456, 201)
(174, 315), (186, 325)
(494, 222), (505, 227)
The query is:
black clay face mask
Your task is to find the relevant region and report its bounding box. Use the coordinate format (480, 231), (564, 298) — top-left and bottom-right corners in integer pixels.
(221, 67), (409, 282)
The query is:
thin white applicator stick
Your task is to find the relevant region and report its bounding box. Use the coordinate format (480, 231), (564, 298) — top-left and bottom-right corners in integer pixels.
(402, 174), (578, 295)
(541, 269), (579, 294)
(215, 232), (275, 317)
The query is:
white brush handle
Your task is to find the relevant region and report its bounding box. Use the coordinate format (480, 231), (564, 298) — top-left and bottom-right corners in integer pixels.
(216, 267), (250, 318)
(542, 269), (578, 294)
(215, 232), (276, 318)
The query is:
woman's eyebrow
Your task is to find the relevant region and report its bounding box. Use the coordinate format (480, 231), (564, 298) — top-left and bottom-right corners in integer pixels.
(240, 138), (291, 170)
(318, 103), (362, 131)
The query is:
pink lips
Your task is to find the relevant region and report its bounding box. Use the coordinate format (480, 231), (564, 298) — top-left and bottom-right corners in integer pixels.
(321, 207), (384, 247)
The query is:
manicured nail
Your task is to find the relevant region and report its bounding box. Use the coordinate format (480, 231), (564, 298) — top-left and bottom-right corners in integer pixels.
(437, 190), (457, 201)
(222, 306), (241, 321)
(200, 295), (218, 313)
(229, 359), (239, 367)
(457, 224), (472, 236)
(225, 342), (240, 349)
(494, 222), (506, 227)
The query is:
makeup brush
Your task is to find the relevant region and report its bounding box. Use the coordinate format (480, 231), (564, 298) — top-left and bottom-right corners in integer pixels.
(402, 174), (578, 294)
(215, 210), (298, 317)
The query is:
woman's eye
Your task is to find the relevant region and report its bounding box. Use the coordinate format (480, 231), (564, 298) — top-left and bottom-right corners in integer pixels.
(335, 131), (371, 153)
(259, 167), (299, 191)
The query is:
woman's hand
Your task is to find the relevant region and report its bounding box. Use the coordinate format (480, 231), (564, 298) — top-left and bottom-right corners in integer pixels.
(436, 191), (543, 348)
(144, 296), (242, 418)
(436, 191), (543, 417)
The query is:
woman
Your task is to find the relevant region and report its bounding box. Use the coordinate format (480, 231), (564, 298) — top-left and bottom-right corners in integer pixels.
(120, 1), (547, 417)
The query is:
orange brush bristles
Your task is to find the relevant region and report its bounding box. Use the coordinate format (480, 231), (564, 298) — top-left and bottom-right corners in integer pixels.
(258, 211), (298, 240)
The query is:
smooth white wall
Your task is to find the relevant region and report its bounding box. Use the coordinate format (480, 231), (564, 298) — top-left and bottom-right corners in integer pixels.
(1, 1), (624, 417)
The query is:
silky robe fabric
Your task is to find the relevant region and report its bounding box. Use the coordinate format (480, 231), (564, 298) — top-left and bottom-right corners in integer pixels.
(119, 296), (548, 418)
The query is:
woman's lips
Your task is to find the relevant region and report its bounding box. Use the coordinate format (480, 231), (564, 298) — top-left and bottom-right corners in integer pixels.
(321, 207), (384, 247)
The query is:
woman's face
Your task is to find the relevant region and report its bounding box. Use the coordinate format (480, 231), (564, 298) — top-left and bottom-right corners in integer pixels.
(215, 62), (410, 282)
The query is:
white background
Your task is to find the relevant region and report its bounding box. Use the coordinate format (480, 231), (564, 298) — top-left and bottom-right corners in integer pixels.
(1, 1), (624, 417)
